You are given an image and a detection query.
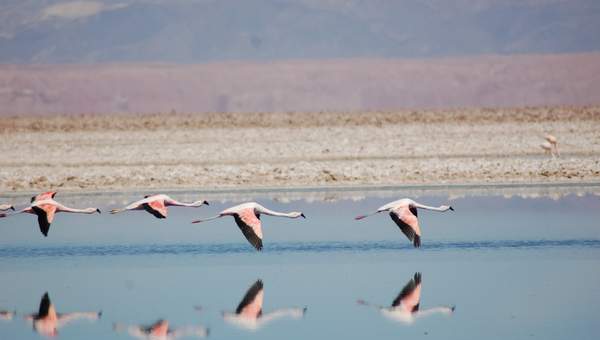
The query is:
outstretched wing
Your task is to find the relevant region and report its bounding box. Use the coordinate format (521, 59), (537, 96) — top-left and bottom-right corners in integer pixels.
(233, 208), (263, 251)
(389, 205), (421, 247)
(392, 272), (422, 313)
(143, 199), (167, 219)
(236, 280), (264, 318)
(38, 293), (51, 318)
(31, 205), (56, 237)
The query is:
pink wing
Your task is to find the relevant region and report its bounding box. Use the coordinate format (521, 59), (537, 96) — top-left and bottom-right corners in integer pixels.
(390, 204), (421, 247)
(234, 208), (264, 251)
(143, 199), (168, 219)
(392, 273), (422, 313)
(236, 280), (264, 318)
(31, 191), (56, 203)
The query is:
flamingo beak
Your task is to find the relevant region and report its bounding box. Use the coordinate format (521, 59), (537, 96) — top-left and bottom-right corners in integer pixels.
(10, 206), (15, 211)
(96, 208), (102, 213)
(449, 206), (454, 211)
(203, 200), (209, 206)
(301, 213), (306, 218)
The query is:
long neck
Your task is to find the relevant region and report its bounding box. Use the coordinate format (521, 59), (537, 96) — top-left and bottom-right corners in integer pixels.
(257, 207), (296, 218)
(412, 202), (448, 212)
(59, 206), (97, 214)
(166, 199), (205, 207)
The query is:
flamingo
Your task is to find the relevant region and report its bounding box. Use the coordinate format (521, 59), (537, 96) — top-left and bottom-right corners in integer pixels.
(222, 280), (306, 331)
(0, 191), (101, 237)
(0, 309), (16, 321)
(25, 292), (101, 337)
(355, 198), (453, 247)
(110, 194), (208, 219)
(113, 319), (209, 339)
(357, 273), (455, 325)
(191, 202), (305, 251)
(545, 134), (559, 156)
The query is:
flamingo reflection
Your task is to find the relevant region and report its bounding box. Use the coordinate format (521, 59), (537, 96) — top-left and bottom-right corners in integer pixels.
(222, 280), (306, 331)
(0, 309), (16, 321)
(25, 292), (101, 337)
(357, 273), (454, 324)
(113, 319), (209, 339)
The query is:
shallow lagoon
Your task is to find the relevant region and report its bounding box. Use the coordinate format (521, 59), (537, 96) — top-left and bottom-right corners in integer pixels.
(0, 188), (599, 340)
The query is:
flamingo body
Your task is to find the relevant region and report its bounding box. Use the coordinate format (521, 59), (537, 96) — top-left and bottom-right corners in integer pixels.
(110, 194), (208, 219)
(355, 198), (453, 248)
(26, 292), (101, 337)
(357, 272), (454, 325)
(0, 193), (100, 237)
(192, 202), (305, 251)
(223, 280), (306, 331)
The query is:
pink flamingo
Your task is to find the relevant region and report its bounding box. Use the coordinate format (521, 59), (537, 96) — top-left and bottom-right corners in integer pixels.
(191, 202), (305, 251)
(355, 198), (453, 247)
(110, 194), (208, 219)
(0, 191), (100, 237)
(0, 310), (16, 321)
(357, 273), (454, 325)
(25, 292), (101, 337)
(222, 280), (306, 331)
(113, 319), (209, 339)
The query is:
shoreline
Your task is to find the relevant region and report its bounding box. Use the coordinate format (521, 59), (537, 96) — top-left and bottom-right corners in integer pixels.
(1, 107), (599, 194)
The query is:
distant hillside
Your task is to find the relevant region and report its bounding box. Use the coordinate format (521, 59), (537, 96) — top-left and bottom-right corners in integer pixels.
(1, 53), (599, 115)
(1, 0), (599, 63)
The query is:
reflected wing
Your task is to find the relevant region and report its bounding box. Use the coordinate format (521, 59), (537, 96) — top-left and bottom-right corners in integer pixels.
(233, 209), (263, 251)
(392, 273), (422, 312)
(143, 199), (167, 219)
(236, 280), (264, 318)
(390, 205), (421, 247)
(32, 205), (56, 237)
(38, 293), (51, 318)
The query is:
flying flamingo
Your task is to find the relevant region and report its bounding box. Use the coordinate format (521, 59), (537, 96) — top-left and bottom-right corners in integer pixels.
(191, 202), (305, 251)
(110, 194), (209, 219)
(0, 191), (101, 237)
(357, 273), (455, 325)
(113, 319), (209, 339)
(25, 292), (101, 337)
(222, 280), (306, 331)
(355, 198), (453, 247)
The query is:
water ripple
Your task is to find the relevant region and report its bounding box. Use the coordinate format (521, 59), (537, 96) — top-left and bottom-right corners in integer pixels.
(0, 239), (599, 258)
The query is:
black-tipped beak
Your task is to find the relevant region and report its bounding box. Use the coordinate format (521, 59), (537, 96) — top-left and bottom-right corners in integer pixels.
(203, 200), (209, 206)
(96, 208), (102, 213)
(449, 206), (454, 211)
(10, 206), (15, 211)
(301, 213), (306, 218)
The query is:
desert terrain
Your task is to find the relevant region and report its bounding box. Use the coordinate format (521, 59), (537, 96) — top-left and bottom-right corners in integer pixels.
(0, 107), (598, 193)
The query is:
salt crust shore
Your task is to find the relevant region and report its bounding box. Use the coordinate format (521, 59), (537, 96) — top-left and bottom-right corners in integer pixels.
(1, 107), (599, 194)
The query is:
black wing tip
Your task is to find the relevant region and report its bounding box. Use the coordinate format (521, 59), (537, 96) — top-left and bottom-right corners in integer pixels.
(414, 272), (422, 284)
(413, 235), (421, 248)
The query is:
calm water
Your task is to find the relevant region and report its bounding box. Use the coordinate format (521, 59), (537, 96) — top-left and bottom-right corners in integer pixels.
(0, 191), (599, 339)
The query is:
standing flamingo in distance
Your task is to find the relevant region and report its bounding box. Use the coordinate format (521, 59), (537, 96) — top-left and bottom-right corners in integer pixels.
(355, 198), (453, 247)
(113, 319), (209, 339)
(222, 280), (306, 331)
(0, 192), (100, 237)
(191, 202), (305, 251)
(541, 133), (559, 157)
(357, 273), (455, 325)
(25, 292), (101, 337)
(110, 194), (209, 219)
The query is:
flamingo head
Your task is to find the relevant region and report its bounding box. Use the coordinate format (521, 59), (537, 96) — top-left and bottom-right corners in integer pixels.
(289, 212), (306, 218)
(441, 205), (454, 212)
(192, 200), (210, 207)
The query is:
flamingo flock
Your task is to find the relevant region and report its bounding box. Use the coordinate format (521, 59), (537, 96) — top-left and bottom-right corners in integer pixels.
(0, 191), (454, 250)
(0, 192), (454, 250)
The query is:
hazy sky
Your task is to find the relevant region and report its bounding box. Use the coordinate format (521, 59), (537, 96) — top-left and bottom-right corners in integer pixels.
(1, 0), (600, 63)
